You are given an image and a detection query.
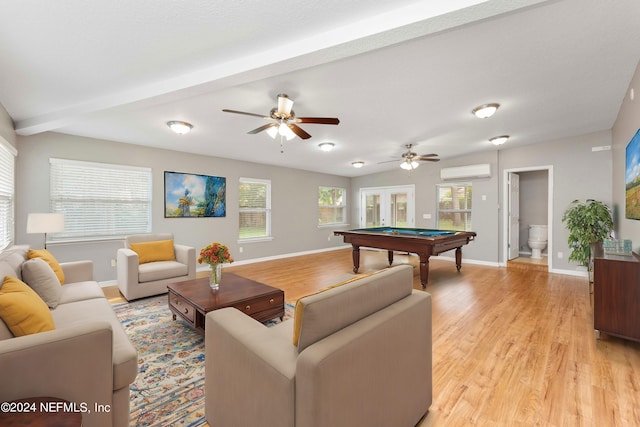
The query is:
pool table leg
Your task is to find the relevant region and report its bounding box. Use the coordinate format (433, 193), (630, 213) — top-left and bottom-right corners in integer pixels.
(387, 250), (394, 266)
(352, 245), (360, 273)
(419, 256), (429, 289)
(455, 247), (462, 271)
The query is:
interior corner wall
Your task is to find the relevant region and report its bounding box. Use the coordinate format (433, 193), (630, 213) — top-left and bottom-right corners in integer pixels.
(0, 104), (16, 148)
(613, 60), (640, 250)
(350, 150), (500, 265)
(498, 130), (612, 273)
(15, 132), (350, 281)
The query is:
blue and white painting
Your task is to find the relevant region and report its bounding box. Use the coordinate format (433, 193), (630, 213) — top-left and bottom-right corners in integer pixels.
(164, 171), (226, 217)
(625, 129), (640, 219)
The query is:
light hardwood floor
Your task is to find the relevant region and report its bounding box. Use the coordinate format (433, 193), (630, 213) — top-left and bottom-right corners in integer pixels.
(106, 248), (640, 426)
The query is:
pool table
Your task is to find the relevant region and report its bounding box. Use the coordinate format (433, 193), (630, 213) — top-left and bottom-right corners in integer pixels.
(334, 227), (476, 288)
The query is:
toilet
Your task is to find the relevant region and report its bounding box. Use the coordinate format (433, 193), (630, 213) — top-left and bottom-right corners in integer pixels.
(527, 225), (548, 259)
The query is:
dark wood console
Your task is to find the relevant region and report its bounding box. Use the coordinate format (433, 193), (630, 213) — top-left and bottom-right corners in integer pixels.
(593, 253), (640, 342)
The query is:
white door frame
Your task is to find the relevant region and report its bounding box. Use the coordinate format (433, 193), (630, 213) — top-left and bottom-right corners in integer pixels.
(501, 166), (554, 270)
(360, 185), (415, 228)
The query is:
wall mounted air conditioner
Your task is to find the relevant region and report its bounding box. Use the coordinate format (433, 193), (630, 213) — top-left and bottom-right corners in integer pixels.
(440, 163), (491, 180)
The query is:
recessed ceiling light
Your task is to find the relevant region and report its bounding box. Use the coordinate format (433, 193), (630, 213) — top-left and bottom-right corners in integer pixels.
(472, 103), (500, 119)
(352, 161), (365, 168)
(489, 135), (509, 145)
(167, 121), (193, 135)
(319, 142), (335, 152)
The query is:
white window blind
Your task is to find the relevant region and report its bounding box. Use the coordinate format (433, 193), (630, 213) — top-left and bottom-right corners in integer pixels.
(49, 158), (152, 240)
(239, 178), (271, 240)
(0, 140), (16, 250)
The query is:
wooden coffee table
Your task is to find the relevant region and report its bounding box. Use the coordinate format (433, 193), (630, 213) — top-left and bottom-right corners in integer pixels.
(167, 273), (285, 334)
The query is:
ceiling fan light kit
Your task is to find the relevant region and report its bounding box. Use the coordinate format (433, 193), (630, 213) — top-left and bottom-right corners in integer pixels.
(400, 160), (420, 170)
(167, 121), (193, 135)
(472, 103), (500, 119)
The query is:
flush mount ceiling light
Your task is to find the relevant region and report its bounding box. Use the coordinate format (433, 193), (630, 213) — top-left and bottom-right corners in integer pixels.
(352, 161), (365, 168)
(319, 142), (335, 152)
(489, 135), (510, 145)
(472, 103), (500, 119)
(167, 121), (193, 135)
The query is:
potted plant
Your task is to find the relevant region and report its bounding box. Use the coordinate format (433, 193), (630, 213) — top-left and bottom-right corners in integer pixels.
(562, 199), (614, 280)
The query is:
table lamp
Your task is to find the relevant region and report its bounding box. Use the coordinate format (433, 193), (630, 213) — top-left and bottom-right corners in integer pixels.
(26, 213), (64, 249)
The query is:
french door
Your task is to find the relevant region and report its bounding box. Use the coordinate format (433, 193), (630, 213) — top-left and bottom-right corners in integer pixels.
(360, 185), (415, 228)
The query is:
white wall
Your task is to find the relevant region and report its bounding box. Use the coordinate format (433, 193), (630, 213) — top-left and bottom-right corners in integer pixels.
(16, 132), (350, 281)
(613, 60), (640, 249)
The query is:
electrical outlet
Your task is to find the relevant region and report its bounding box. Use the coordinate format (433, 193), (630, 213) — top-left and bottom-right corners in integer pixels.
(239, 247), (244, 253)
(110, 259), (116, 267)
(557, 251), (563, 259)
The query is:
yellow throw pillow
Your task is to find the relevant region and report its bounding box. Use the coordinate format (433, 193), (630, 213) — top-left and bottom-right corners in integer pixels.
(292, 269), (384, 347)
(27, 249), (65, 285)
(0, 276), (55, 336)
(129, 240), (176, 264)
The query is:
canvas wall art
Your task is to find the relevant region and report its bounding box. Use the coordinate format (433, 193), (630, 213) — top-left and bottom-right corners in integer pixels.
(625, 129), (640, 220)
(164, 171), (226, 218)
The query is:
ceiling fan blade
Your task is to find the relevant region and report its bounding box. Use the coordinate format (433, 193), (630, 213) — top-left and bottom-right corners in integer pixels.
(295, 117), (340, 125)
(288, 123), (311, 139)
(419, 153), (438, 158)
(222, 109), (270, 119)
(247, 123), (277, 134)
(277, 94), (294, 116)
(377, 159), (402, 164)
(420, 158), (440, 162)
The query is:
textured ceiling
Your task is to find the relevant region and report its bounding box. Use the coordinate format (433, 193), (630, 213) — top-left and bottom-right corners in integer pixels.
(1, 0), (639, 176)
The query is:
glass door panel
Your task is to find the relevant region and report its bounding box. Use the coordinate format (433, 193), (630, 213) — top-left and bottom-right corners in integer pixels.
(360, 186), (414, 228)
(365, 194), (381, 227)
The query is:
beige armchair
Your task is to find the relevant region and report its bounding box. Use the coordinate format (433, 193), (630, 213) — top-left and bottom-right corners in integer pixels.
(205, 265), (432, 427)
(117, 233), (195, 301)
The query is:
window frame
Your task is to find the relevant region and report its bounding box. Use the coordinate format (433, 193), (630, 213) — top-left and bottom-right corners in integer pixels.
(436, 182), (473, 232)
(318, 185), (347, 227)
(0, 138), (16, 250)
(238, 177), (272, 242)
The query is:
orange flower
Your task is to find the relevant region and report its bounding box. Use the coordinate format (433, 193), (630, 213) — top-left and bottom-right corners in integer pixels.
(198, 242), (233, 265)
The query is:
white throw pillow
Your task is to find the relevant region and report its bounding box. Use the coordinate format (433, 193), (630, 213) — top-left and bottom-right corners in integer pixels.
(21, 258), (63, 309)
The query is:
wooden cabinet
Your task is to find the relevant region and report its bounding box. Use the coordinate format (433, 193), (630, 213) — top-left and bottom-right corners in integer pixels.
(593, 253), (640, 342)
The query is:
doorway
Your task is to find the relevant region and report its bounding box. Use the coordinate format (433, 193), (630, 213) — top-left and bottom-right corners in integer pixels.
(502, 167), (553, 271)
(360, 185), (415, 228)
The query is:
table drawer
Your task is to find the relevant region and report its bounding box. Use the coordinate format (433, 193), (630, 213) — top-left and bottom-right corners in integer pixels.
(233, 292), (284, 317)
(169, 292), (195, 323)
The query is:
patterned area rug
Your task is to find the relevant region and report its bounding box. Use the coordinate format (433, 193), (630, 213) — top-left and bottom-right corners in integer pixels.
(113, 295), (293, 426)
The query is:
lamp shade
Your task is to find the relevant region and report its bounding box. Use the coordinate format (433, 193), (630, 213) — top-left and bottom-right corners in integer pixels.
(26, 213), (65, 234)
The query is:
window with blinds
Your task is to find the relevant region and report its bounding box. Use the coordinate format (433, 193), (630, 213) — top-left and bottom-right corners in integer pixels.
(0, 141), (16, 250)
(239, 178), (271, 240)
(49, 158), (152, 240)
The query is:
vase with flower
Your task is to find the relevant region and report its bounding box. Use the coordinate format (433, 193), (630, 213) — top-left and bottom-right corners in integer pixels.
(198, 242), (234, 290)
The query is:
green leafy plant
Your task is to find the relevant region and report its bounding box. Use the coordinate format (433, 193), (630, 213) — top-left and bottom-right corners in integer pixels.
(562, 199), (614, 268)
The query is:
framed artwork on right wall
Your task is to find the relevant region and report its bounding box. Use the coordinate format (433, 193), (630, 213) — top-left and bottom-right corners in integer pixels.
(625, 128), (640, 219)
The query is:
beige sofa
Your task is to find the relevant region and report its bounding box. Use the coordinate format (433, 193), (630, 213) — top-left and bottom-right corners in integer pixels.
(205, 264), (432, 427)
(0, 245), (138, 427)
(117, 232), (196, 301)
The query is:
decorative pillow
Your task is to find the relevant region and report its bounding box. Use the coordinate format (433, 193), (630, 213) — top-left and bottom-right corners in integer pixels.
(27, 249), (65, 285)
(129, 240), (176, 264)
(0, 276), (55, 336)
(21, 258), (63, 308)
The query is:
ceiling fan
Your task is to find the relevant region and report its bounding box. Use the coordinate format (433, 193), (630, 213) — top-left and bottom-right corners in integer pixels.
(222, 93), (340, 140)
(379, 144), (440, 170)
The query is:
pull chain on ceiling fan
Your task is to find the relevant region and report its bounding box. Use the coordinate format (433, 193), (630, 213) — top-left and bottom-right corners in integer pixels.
(223, 93), (340, 144)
